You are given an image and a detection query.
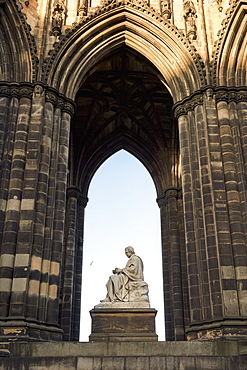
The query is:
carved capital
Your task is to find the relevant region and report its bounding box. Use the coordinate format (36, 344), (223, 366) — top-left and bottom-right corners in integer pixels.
(237, 92), (247, 102)
(63, 101), (76, 116)
(0, 85), (11, 98)
(174, 105), (187, 118)
(19, 86), (33, 99)
(174, 93), (203, 118)
(67, 187), (88, 207)
(165, 187), (181, 199)
(157, 187), (182, 207)
(56, 98), (65, 110)
(45, 91), (57, 105)
(10, 86), (20, 98)
(215, 90), (229, 103)
(215, 88), (247, 103)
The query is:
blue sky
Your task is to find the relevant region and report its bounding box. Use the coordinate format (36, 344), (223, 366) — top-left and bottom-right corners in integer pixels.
(80, 149), (165, 341)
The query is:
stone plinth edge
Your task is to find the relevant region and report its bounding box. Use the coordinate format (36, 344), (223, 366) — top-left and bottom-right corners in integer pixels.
(89, 307), (158, 342)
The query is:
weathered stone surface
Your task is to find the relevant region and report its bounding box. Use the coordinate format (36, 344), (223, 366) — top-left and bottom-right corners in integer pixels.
(89, 308), (158, 342)
(0, 341), (246, 370)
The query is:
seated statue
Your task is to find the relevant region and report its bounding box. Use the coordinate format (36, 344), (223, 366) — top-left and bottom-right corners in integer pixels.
(101, 246), (150, 303)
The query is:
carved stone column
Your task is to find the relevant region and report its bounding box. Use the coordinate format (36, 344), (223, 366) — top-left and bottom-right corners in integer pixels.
(0, 83), (75, 341)
(157, 187), (186, 341)
(61, 187), (88, 341)
(174, 87), (247, 340)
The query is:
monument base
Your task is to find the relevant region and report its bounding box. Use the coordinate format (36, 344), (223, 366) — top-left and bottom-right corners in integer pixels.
(89, 307), (158, 342)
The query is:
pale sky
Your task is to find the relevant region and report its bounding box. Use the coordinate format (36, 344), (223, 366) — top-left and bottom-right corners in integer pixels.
(80, 150), (165, 341)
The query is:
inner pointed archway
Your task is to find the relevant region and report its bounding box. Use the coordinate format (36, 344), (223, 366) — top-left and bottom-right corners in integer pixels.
(69, 46), (177, 196)
(80, 150), (165, 341)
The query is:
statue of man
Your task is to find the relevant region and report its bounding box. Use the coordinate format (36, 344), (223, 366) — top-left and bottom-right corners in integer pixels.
(101, 246), (145, 302)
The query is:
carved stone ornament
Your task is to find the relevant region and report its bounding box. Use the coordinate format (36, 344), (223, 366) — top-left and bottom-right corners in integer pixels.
(174, 92), (203, 117)
(33, 85), (44, 98)
(160, 0), (171, 20)
(56, 98), (65, 110)
(67, 187), (88, 207)
(52, 1), (66, 37)
(0, 86), (11, 98)
(215, 88), (247, 103)
(63, 101), (76, 116)
(45, 91), (58, 105)
(216, 0), (223, 12)
(184, 0), (197, 41)
(157, 187), (182, 207)
(19, 86), (33, 99)
(100, 246), (150, 306)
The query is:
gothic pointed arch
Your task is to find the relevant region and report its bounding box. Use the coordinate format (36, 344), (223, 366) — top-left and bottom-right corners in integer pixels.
(214, 0), (247, 86)
(69, 47), (178, 199)
(43, 1), (206, 103)
(0, 0), (38, 82)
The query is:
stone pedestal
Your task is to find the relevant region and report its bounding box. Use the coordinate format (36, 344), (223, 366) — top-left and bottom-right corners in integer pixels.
(89, 304), (158, 341)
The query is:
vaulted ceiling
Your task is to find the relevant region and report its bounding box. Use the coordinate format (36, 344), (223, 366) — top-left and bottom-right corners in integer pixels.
(70, 47), (178, 196)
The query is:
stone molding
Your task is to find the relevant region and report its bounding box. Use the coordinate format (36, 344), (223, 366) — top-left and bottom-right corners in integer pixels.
(211, 0), (241, 85)
(215, 87), (247, 103)
(12, 0), (38, 82)
(42, 1), (205, 86)
(174, 86), (247, 117)
(0, 82), (76, 114)
(174, 91), (204, 118)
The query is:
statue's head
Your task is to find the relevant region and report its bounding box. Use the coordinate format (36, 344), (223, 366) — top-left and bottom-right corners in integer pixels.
(125, 246), (135, 257)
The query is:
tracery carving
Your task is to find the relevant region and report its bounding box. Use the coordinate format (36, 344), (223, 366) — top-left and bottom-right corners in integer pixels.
(183, 1), (197, 41)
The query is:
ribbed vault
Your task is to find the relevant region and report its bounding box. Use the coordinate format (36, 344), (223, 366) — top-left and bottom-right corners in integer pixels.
(70, 47), (178, 198)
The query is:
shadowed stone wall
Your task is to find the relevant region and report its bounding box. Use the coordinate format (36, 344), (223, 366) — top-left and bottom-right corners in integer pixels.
(0, 0), (247, 346)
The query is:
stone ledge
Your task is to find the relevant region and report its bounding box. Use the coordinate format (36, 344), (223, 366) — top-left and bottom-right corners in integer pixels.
(0, 341), (247, 370)
(0, 340), (242, 357)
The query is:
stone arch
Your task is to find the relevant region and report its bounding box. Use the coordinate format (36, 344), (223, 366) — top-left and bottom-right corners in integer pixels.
(44, 4), (205, 103)
(63, 43), (187, 341)
(216, 1), (247, 86)
(69, 46), (177, 199)
(0, 1), (37, 82)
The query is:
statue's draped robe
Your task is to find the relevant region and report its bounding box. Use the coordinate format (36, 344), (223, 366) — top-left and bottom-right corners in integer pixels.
(106, 254), (144, 301)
